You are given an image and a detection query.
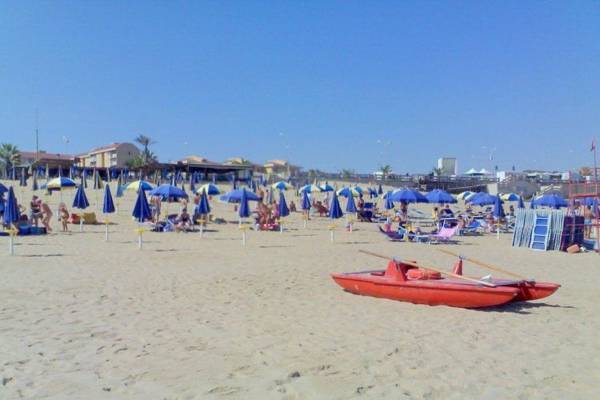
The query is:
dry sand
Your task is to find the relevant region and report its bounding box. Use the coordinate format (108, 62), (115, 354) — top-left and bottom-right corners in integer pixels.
(1, 182), (599, 399)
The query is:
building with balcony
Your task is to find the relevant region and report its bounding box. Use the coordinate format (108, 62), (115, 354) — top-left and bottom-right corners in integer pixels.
(78, 143), (140, 168)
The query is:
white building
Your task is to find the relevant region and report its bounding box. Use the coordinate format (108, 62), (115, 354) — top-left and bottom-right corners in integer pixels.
(437, 157), (457, 176)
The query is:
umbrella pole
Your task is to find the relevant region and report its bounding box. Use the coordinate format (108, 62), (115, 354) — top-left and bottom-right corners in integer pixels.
(105, 220), (109, 242)
(303, 212), (307, 228)
(8, 229), (16, 256)
(79, 214), (83, 232)
(329, 224), (336, 242)
(279, 219), (283, 234)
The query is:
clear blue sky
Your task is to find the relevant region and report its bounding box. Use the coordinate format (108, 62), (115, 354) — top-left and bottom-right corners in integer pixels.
(1, 1), (599, 174)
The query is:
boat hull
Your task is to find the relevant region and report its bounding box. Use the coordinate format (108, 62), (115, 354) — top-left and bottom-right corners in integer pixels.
(331, 272), (519, 309)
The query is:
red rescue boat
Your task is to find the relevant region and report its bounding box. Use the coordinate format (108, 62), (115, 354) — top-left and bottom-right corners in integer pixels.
(331, 259), (560, 309)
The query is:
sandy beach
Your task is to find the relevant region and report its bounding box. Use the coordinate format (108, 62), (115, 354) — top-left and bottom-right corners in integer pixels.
(1, 183), (599, 400)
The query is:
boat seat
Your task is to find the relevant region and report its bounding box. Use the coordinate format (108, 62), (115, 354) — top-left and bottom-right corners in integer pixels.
(406, 268), (442, 280)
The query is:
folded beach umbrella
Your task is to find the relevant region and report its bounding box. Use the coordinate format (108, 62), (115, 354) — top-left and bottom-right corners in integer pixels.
(532, 194), (568, 209)
(518, 196), (525, 209)
(501, 193), (521, 202)
(125, 180), (154, 192)
(367, 187), (378, 198)
(593, 198), (599, 218)
(93, 169), (103, 190)
(72, 180), (90, 210)
(301, 190), (311, 210)
(299, 184), (322, 194)
(457, 191), (473, 200)
(329, 191), (344, 219)
(425, 189), (457, 204)
(19, 168), (27, 187)
(493, 195), (505, 219)
(4, 187), (20, 226)
(197, 183), (220, 195)
(197, 189), (211, 214)
(189, 176), (196, 194)
(0, 182), (8, 195)
(46, 177), (77, 192)
(219, 189), (260, 203)
(132, 186), (152, 222)
(384, 192), (395, 210)
(272, 181), (292, 191)
(82, 169), (88, 188)
(390, 188), (428, 203)
(378, 184), (383, 195)
(32, 173), (39, 191)
(239, 189), (251, 218)
(346, 193), (357, 213)
(267, 188), (273, 204)
(319, 183), (335, 192)
(278, 191), (290, 218)
(116, 184), (125, 198)
(57, 165), (63, 178)
(103, 185), (116, 214)
(149, 184), (188, 202)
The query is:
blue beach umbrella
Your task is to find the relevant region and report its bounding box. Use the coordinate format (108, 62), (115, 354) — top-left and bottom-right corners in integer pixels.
(46, 177), (77, 192)
(301, 190), (311, 211)
(518, 196), (525, 209)
(197, 189), (211, 215)
(103, 185), (115, 214)
(328, 191), (343, 219)
(116, 184), (125, 198)
(4, 187), (20, 226)
(425, 189), (457, 204)
(219, 189), (260, 203)
(93, 170), (103, 190)
(532, 194), (568, 209)
(32, 173), (38, 191)
(467, 192), (496, 206)
(368, 187), (378, 198)
(278, 191), (290, 218)
(19, 169), (27, 187)
(125, 180), (154, 192)
(319, 183), (335, 192)
(132, 187), (152, 222)
(378, 184), (383, 195)
(272, 181), (292, 191)
(0, 182), (7, 195)
(238, 189), (251, 218)
(346, 193), (357, 213)
(593, 198), (599, 218)
(337, 187), (363, 198)
(390, 188), (428, 203)
(189, 176), (196, 194)
(493, 195), (505, 219)
(197, 183), (220, 195)
(500, 193), (521, 202)
(72, 180), (90, 210)
(149, 184), (189, 202)
(298, 184), (322, 194)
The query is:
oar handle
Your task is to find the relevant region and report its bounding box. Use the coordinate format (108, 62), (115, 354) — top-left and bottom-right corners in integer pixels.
(436, 248), (526, 280)
(358, 250), (496, 288)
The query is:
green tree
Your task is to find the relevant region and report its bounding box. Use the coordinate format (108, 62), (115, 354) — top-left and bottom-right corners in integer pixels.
(134, 134), (156, 164)
(379, 164), (392, 179)
(0, 143), (21, 177)
(432, 167), (443, 177)
(340, 169), (355, 179)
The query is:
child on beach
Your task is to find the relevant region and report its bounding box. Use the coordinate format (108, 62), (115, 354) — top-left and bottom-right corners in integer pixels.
(58, 203), (69, 232)
(41, 201), (53, 232)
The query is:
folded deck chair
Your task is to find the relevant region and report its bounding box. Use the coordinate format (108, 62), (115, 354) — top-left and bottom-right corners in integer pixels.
(378, 225), (405, 242)
(428, 226), (458, 244)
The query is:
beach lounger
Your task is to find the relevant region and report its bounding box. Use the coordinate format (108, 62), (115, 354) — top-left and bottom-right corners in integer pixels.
(428, 226), (459, 244)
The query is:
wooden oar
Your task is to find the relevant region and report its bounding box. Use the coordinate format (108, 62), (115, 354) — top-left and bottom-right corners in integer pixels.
(358, 249), (497, 288)
(435, 248), (527, 280)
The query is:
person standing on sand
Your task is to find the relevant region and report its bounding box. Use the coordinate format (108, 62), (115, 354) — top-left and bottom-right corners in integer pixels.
(583, 205), (593, 239)
(58, 203), (69, 232)
(41, 201), (53, 232)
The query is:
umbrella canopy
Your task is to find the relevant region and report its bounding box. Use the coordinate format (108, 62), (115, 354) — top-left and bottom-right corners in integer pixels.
(149, 184), (188, 202)
(500, 193), (521, 201)
(132, 186), (152, 222)
(0, 182), (7, 195)
(197, 189), (211, 214)
(301, 190), (311, 210)
(518, 196), (525, 209)
(45, 177), (77, 192)
(337, 186), (364, 198)
(581, 197), (597, 206)
(425, 189), (457, 204)
(346, 193), (357, 213)
(272, 181), (292, 191)
(103, 185), (116, 214)
(125, 180), (154, 192)
(298, 184), (322, 194)
(278, 191), (290, 218)
(457, 191), (473, 200)
(219, 189), (261, 203)
(493, 195), (505, 219)
(72, 181), (90, 210)
(4, 187), (20, 226)
(532, 194), (568, 209)
(367, 187), (378, 198)
(389, 188), (428, 203)
(238, 189), (251, 218)
(384, 191), (395, 210)
(467, 192), (497, 206)
(197, 183), (220, 195)
(328, 191), (343, 219)
(319, 183), (335, 192)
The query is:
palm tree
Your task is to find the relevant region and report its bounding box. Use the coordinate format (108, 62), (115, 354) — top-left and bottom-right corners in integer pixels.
(0, 143), (21, 178)
(379, 164), (392, 180)
(340, 169), (355, 180)
(134, 134), (156, 164)
(432, 167), (443, 177)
